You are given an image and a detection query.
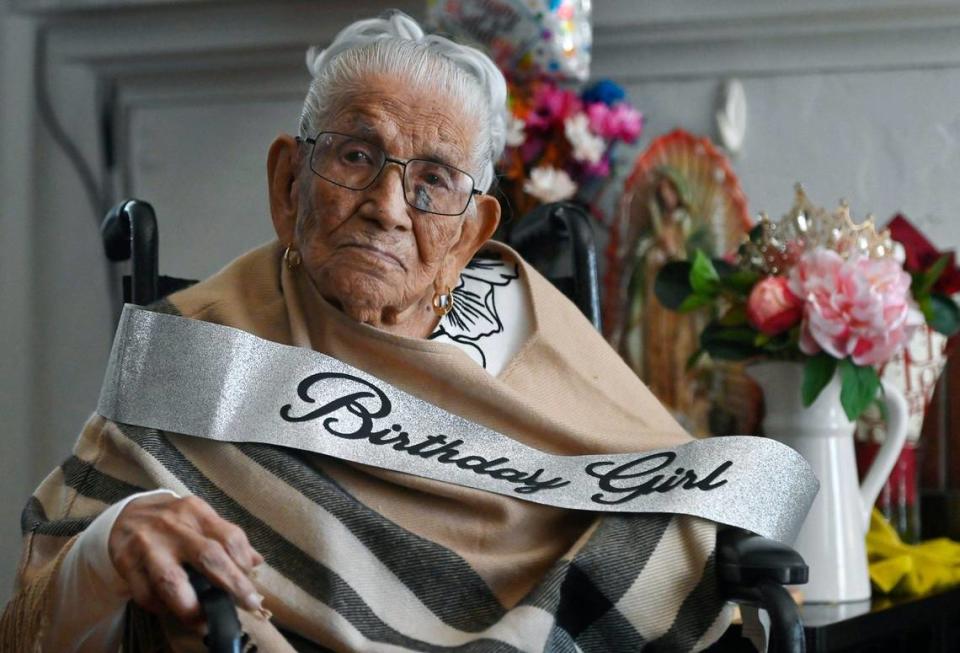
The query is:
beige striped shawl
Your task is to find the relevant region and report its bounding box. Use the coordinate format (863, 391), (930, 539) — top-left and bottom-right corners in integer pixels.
(2, 241), (731, 652)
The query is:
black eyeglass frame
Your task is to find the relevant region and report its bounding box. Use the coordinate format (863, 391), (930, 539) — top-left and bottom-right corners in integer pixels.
(296, 132), (483, 217)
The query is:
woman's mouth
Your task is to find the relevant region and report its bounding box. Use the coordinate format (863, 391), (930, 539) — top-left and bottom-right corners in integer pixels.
(340, 242), (406, 270)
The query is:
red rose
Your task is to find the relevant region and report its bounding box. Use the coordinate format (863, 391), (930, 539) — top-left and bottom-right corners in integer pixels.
(747, 276), (803, 336)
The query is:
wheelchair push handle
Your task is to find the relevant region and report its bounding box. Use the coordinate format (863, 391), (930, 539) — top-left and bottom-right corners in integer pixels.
(185, 564), (247, 653)
(101, 199), (159, 305)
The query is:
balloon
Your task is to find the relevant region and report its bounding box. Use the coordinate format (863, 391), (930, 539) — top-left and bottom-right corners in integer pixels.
(426, 0), (592, 82)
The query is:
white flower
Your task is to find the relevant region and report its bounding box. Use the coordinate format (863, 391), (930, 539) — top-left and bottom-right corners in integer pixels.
(523, 166), (578, 203)
(505, 114), (526, 147)
(564, 113), (606, 164)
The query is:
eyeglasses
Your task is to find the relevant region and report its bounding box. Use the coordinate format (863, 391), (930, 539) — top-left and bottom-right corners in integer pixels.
(298, 131), (481, 217)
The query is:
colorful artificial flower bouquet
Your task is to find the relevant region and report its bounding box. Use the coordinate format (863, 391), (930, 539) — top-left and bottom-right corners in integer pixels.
(654, 187), (960, 422)
(498, 77), (643, 222)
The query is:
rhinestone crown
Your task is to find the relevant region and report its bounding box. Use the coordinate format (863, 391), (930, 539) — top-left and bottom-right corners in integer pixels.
(738, 184), (896, 275)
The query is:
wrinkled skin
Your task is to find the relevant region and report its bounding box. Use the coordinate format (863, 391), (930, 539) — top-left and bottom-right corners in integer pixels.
(108, 71), (501, 626)
(268, 72), (501, 338)
(108, 494), (264, 628)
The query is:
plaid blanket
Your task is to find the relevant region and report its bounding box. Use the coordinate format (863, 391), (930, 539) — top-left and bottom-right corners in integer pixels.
(11, 419), (729, 652)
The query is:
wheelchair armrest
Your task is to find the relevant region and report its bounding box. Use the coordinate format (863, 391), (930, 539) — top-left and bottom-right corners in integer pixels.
(717, 527), (808, 589)
(186, 565), (244, 653)
(717, 529), (807, 653)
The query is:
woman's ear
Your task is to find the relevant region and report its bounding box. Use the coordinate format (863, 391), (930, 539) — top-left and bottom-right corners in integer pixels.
(267, 134), (301, 245)
(438, 194), (501, 287)
(433, 195), (500, 292)
(472, 193), (502, 246)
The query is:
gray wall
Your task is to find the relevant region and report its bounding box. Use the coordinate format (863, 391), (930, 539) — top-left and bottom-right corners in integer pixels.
(0, 2), (39, 606)
(2, 0), (960, 603)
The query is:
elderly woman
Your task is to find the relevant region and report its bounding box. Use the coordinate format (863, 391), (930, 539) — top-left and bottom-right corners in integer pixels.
(1, 12), (736, 652)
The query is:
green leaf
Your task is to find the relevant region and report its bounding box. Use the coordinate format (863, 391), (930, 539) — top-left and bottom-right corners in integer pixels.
(910, 270), (925, 298)
(919, 295), (935, 323)
(720, 269), (762, 296)
(700, 323), (761, 360)
(754, 333), (771, 347)
(712, 258), (737, 277)
(690, 250), (720, 296)
(713, 327), (759, 344)
(654, 261), (694, 310)
(802, 354), (837, 407)
(761, 331), (795, 352)
(839, 358), (881, 422)
(718, 304), (749, 327)
(678, 293), (713, 313)
(920, 254), (952, 295)
(929, 293), (960, 336)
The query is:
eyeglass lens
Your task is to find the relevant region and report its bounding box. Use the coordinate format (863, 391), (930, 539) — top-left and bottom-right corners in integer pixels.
(310, 132), (475, 216)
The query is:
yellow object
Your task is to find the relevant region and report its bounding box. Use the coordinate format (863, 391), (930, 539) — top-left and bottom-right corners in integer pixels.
(867, 508), (960, 596)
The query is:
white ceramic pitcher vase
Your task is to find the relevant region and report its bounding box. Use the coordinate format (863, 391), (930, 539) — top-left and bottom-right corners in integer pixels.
(746, 360), (908, 604)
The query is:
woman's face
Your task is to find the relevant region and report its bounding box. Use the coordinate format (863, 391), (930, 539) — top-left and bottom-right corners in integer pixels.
(271, 73), (499, 332)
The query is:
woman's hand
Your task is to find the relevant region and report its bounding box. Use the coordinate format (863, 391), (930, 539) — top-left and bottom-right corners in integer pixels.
(108, 493), (264, 627)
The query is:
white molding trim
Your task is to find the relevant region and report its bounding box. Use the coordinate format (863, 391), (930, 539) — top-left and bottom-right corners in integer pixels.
(12, 0), (261, 14)
(43, 1), (422, 71)
(592, 1), (960, 81)
(29, 0), (960, 85)
(592, 0), (960, 31)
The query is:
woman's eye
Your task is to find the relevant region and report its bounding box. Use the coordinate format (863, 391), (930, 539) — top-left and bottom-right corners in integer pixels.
(343, 150), (372, 165)
(420, 169), (452, 189)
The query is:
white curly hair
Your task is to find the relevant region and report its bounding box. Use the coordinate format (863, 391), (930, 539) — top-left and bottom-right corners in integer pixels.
(299, 10), (507, 193)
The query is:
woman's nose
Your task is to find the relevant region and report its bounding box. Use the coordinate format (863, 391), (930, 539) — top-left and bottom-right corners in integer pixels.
(360, 163), (411, 230)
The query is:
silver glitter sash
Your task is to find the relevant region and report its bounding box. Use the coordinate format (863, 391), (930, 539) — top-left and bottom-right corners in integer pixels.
(97, 306), (818, 544)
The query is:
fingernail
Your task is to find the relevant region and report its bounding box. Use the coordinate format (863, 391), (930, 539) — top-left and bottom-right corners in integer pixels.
(244, 592), (264, 611)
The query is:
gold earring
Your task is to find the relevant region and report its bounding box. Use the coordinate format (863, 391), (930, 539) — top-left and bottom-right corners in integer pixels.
(432, 287), (454, 316)
(284, 245), (302, 270)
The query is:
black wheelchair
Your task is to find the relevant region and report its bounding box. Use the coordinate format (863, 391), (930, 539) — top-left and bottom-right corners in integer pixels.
(102, 199), (808, 653)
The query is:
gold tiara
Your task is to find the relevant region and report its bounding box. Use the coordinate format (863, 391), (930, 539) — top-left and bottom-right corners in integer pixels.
(738, 184), (896, 275)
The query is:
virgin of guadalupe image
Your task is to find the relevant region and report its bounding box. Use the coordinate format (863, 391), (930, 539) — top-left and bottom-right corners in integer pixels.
(605, 131), (755, 436)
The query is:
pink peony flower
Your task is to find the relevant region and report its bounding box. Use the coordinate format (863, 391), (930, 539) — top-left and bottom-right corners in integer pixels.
(746, 276), (803, 335)
(788, 249), (925, 366)
(586, 102), (643, 143)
